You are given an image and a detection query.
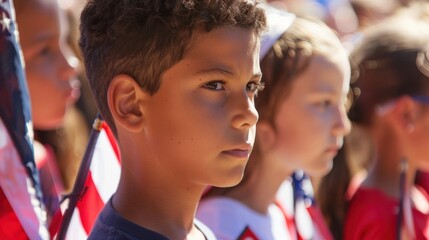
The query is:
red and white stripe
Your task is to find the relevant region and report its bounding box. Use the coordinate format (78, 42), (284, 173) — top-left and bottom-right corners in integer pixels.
(0, 118), (49, 240)
(65, 123), (121, 239)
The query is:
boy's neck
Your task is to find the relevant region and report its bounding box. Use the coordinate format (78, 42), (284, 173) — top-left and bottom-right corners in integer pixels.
(112, 165), (206, 240)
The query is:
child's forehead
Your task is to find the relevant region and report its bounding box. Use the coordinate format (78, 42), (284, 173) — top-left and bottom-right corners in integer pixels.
(188, 26), (259, 50)
(185, 26), (260, 56)
(305, 54), (351, 91)
(17, 1), (61, 45)
(183, 26), (260, 63)
(162, 26), (262, 80)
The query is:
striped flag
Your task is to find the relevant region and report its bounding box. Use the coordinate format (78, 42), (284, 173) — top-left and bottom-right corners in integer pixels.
(0, 0), (49, 239)
(64, 122), (121, 239)
(276, 171), (333, 240)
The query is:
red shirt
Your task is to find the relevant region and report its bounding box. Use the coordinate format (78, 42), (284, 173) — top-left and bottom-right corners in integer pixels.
(0, 187), (28, 239)
(344, 187), (429, 240)
(416, 171), (429, 193)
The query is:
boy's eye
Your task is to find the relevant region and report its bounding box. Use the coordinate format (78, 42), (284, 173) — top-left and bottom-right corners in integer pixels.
(203, 81), (225, 91)
(247, 81), (265, 95)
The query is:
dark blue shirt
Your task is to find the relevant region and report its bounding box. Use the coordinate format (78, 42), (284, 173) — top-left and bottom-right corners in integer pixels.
(88, 198), (216, 240)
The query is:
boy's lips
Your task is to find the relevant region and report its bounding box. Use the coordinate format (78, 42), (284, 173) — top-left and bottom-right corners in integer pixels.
(222, 144), (252, 158)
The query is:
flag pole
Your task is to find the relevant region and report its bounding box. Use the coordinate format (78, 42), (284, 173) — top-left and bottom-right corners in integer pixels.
(396, 158), (407, 240)
(56, 114), (103, 240)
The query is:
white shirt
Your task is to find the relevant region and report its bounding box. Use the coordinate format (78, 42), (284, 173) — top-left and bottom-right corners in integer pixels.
(197, 197), (292, 240)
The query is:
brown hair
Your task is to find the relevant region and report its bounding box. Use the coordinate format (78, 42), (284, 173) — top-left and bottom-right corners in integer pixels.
(79, 0), (267, 135)
(349, 17), (429, 126)
(317, 145), (351, 240)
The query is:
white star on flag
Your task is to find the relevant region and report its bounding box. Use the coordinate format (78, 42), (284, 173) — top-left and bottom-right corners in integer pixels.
(0, 10), (11, 34)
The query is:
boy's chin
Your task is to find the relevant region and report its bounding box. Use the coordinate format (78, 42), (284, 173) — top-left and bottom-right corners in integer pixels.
(216, 179), (242, 188)
(211, 170), (245, 188)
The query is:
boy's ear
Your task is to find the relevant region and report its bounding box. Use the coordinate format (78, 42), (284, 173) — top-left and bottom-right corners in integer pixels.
(107, 74), (147, 133)
(391, 96), (418, 133)
(256, 120), (276, 152)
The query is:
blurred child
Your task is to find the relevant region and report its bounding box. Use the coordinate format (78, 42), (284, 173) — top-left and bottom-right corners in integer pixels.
(78, 0), (267, 239)
(343, 16), (429, 239)
(197, 4), (351, 240)
(14, 0), (81, 233)
(15, 0), (79, 132)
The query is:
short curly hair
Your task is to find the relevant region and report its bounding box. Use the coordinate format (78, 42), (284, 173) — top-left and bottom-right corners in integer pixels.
(79, 0), (267, 134)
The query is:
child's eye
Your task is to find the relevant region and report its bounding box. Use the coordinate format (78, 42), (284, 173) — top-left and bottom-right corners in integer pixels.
(203, 81), (225, 91)
(41, 46), (51, 55)
(317, 100), (333, 108)
(37, 46), (53, 58)
(247, 81), (265, 95)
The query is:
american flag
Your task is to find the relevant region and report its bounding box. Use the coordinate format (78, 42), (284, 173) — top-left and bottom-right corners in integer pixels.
(276, 171), (333, 240)
(61, 122), (120, 239)
(0, 0), (49, 239)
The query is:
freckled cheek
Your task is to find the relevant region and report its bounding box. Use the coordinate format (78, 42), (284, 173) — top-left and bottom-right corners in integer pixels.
(162, 95), (227, 138)
(191, 93), (229, 119)
(156, 112), (224, 157)
(191, 104), (231, 149)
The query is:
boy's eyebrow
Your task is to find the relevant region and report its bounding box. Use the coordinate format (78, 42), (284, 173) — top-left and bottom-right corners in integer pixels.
(196, 67), (262, 80)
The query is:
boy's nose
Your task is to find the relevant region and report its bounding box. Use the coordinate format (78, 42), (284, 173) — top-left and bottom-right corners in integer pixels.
(231, 93), (259, 130)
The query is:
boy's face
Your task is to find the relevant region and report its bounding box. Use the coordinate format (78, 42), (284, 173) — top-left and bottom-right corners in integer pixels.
(17, 0), (79, 130)
(142, 26), (261, 187)
(270, 54), (351, 177)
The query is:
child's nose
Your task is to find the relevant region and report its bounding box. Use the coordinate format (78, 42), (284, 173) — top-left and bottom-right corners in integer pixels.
(333, 106), (351, 137)
(59, 53), (78, 81)
(231, 93), (259, 130)
(56, 42), (78, 82)
(55, 50), (81, 100)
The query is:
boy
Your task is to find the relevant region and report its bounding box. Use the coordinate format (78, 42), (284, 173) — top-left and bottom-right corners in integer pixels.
(79, 0), (267, 239)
